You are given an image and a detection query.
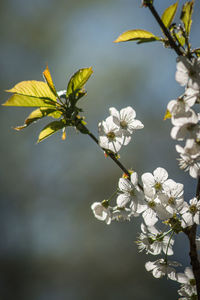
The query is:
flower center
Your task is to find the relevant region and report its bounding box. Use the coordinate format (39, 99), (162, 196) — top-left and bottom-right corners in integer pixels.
(168, 197), (175, 206)
(189, 204), (198, 214)
(107, 131), (116, 141)
(189, 278), (196, 286)
(148, 200), (156, 208)
(188, 67), (197, 78)
(120, 120), (128, 129)
(154, 182), (162, 191)
(129, 189), (135, 197)
(187, 123), (196, 131)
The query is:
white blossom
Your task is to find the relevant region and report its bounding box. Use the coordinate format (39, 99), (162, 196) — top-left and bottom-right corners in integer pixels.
(137, 223), (174, 255)
(145, 258), (180, 280)
(175, 56), (200, 90)
(109, 106), (144, 145)
(98, 116), (123, 153)
(91, 202), (112, 225)
(170, 110), (199, 140)
(141, 167), (168, 194)
(117, 172), (145, 214)
(142, 187), (159, 226)
(177, 267), (197, 299)
(180, 197), (200, 228)
(161, 179), (184, 216)
(178, 285), (197, 300)
(176, 140), (200, 178)
(185, 87), (200, 107)
(111, 207), (132, 221)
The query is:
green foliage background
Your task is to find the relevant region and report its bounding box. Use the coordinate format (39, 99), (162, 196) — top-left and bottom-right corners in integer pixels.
(0, 0), (199, 299)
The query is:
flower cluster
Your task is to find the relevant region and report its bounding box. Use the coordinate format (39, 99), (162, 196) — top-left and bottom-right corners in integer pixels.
(167, 56), (200, 178)
(98, 106), (144, 153)
(91, 165), (200, 298)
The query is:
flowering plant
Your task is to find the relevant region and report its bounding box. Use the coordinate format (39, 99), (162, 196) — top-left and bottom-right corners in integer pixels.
(3, 0), (200, 299)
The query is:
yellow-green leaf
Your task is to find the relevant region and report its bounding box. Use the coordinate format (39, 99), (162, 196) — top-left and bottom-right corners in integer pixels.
(37, 119), (66, 143)
(180, 0), (194, 36)
(114, 29), (161, 44)
(164, 109), (172, 120)
(175, 31), (185, 47)
(161, 2), (178, 29)
(193, 48), (200, 57)
(6, 80), (57, 102)
(3, 94), (57, 107)
(66, 67), (93, 99)
(43, 65), (58, 97)
(14, 107), (62, 131)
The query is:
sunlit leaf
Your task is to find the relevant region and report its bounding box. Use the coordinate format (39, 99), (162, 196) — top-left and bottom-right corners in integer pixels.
(14, 107), (62, 131)
(6, 80), (57, 102)
(175, 30), (185, 47)
(43, 65), (58, 97)
(161, 2), (178, 29)
(114, 29), (161, 44)
(66, 67), (93, 99)
(180, 0), (194, 36)
(193, 48), (200, 57)
(164, 109), (172, 120)
(3, 94), (56, 107)
(37, 119), (66, 143)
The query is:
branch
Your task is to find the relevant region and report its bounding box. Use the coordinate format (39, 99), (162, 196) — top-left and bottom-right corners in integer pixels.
(185, 176), (200, 300)
(144, 2), (184, 57)
(78, 121), (143, 190)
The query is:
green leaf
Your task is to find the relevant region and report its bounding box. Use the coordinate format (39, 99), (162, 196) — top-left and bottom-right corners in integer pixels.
(6, 80), (57, 102)
(161, 2), (178, 29)
(180, 0), (194, 36)
(175, 30), (186, 47)
(14, 107), (62, 131)
(3, 94), (57, 107)
(193, 48), (200, 57)
(37, 119), (66, 143)
(114, 29), (161, 44)
(43, 65), (58, 97)
(66, 67), (93, 99)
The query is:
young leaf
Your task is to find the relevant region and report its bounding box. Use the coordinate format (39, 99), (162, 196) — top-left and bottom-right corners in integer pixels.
(163, 109), (172, 120)
(14, 107), (62, 131)
(66, 67), (93, 99)
(180, 0), (194, 36)
(161, 2), (178, 29)
(6, 80), (57, 102)
(37, 119), (66, 143)
(175, 30), (186, 47)
(3, 94), (56, 107)
(114, 29), (161, 44)
(193, 48), (200, 57)
(43, 65), (58, 97)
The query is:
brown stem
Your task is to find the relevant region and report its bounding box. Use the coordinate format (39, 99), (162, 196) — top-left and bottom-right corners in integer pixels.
(185, 176), (200, 299)
(79, 122), (143, 190)
(145, 3), (183, 57)
(88, 130), (131, 177)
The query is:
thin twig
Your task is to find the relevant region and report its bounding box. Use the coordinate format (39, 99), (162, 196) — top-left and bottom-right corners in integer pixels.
(145, 3), (183, 56)
(185, 176), (200, 300)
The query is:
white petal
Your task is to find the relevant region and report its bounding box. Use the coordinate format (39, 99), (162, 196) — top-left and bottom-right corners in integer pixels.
(118, 178), (132, 193)
(109, 107), (120, 119)
(142, 173), (155, 187)
(153, 167), (168, 183)
(116, 194), (130, 207)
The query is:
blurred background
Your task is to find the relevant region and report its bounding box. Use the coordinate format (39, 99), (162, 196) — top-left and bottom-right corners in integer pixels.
(0, 0), (200, 299)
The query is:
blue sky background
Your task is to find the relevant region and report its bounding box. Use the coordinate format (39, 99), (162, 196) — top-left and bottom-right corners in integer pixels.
(0, 1), (200, 299)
